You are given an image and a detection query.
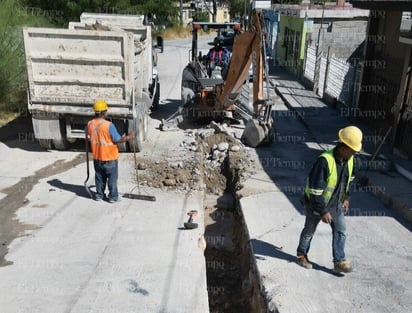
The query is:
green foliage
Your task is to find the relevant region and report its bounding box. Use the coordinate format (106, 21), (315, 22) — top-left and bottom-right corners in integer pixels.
(22, 0), (180, 27)
(195, 11), (209, 23)
(229, 0), (248, 19)
(0, 0), (51, 111)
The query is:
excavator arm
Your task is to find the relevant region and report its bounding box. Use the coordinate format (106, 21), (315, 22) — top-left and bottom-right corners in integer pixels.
(217, 9), (267, 113)
(218, 9), (274, 147)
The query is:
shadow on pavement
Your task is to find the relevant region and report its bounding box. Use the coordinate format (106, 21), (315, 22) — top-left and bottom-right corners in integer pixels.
(251, 239), (344, 277)
(47, 178), (92, 199)
(0, 115), (47, 152)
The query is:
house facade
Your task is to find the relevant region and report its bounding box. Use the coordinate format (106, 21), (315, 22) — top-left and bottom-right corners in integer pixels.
(276, 2), (369, 76)
(350, 0), (412, 158)
(179, 1), (230, 24)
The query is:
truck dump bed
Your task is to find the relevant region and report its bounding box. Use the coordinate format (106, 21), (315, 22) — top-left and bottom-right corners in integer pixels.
(22, 12), (162, 151)
(23, 27), (142, 116)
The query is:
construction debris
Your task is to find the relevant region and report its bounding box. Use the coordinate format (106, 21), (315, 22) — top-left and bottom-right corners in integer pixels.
(133, 123), (256, 195)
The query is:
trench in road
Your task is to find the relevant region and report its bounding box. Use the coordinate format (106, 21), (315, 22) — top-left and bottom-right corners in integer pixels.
(0, 154), (85, 266)
(200, 133), (273, 313)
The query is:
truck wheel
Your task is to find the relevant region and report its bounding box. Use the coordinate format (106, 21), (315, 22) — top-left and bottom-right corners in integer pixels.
(143, 112), (149, 140)
(113, 119), (127, 152)
(53, 138), (69, 150)
(151, 83), (160, 111)
(38, 139), (53, 150)
(127, 117), (143, 152)
(35, 122), (68, 150)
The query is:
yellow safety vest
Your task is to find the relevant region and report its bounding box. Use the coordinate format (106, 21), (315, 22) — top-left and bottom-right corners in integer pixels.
(305, 149), (354, 205)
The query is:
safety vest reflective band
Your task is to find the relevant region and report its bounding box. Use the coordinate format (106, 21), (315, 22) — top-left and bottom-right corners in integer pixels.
(212, 49), (223, 62)
(305, 149), (354, 205)
(87, 118), (118, 161)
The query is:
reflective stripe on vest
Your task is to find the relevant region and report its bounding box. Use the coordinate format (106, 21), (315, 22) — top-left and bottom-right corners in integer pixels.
(87, 119), (118, 161)
(305, 149), (354, 205)
(212, 49), (223, 62)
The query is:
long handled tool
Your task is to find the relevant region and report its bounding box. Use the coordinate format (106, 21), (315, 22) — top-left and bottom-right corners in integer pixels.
(122, 136), (156, 202)
(84, 133), (93, 198)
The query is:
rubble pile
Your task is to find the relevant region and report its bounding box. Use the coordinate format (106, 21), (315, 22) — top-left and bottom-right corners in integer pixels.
(133, 122), (255, 194)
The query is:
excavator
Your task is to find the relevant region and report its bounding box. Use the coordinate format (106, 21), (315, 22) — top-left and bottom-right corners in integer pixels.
(160, 8), (274, 147)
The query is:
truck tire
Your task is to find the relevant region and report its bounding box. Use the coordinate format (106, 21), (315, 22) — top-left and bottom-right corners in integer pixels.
(34, 118), (69, 150)
(143, 112), (149, 140)
(53, 138), (69, 150)
(127, 116), (143, 153)
(151, 83), (160, 111)
(113, 119), (127, 152)
(38, 139), (53, 150)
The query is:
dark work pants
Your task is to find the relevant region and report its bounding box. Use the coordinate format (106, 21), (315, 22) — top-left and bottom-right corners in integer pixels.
(93, 159), (119, 201)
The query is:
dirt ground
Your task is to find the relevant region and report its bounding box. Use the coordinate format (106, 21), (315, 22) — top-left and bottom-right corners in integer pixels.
(132, 130), (255, 195)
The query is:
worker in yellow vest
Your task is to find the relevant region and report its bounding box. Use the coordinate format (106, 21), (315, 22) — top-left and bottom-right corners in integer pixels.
(86, 99), (134, 203)
(297, 126), (363, 273)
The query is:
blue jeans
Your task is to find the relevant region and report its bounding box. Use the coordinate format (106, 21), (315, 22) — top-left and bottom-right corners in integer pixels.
(93, 160), (119, 201)
(297, 206), (347, 263)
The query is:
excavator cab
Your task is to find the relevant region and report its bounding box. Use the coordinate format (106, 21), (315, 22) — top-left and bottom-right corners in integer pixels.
(161, 9), (275, 147)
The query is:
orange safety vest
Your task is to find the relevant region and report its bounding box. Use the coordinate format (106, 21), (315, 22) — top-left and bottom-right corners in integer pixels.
(87, 118), (119, 161)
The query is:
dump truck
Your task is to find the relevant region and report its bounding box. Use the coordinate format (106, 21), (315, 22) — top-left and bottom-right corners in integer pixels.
(23, 13), (163, 151)
(160, 8), (274, 147)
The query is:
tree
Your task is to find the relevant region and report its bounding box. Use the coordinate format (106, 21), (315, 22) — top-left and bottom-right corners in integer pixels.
(22, 0), (180, 27)
(0, 0), (51, 109)
(229, 0), (248, 20)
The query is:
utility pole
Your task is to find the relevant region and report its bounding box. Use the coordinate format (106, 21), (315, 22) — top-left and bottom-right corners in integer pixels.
(180, 0), (183, 26)
(313, 1), (325, 95)
(213, 0), (217, 22)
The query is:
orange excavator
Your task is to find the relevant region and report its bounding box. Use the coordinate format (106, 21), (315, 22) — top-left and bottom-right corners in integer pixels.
(160, 8), (274, 147)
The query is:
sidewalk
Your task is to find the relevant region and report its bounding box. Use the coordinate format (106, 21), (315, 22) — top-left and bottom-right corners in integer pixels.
(272, 67), (412, 223)
(238, 66), (412, 313)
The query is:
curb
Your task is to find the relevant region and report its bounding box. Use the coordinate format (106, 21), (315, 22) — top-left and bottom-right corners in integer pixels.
(370, 183), (412, 223)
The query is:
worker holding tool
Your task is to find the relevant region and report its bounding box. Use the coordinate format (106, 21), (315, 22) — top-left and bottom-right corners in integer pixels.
(296, 126), (363, 273)
(86, 99), (134, 203)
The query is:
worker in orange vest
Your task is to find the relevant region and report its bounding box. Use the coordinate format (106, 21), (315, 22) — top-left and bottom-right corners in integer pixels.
(86, 99), (134, 202)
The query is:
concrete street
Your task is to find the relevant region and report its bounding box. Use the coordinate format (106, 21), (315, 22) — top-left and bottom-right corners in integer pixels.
(0, 36), (410, 313)
(0, 37), (209, 313)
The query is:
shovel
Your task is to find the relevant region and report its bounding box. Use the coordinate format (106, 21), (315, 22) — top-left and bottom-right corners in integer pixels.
(84, 133), (93, 199)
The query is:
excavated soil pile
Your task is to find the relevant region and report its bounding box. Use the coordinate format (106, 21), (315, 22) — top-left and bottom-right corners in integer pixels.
(132, 126), (254, 195)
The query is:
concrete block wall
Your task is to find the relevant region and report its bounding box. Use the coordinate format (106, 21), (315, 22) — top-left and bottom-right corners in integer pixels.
(311, 20), (368, 59)
(304, 44), (358, 106)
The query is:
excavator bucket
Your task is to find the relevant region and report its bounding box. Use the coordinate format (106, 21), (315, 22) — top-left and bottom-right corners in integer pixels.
(241, 118), (273, 147)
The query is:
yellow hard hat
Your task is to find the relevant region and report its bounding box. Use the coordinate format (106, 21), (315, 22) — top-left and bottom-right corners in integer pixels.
(338, 126), (363, 152)
(93, 99), (108, 112)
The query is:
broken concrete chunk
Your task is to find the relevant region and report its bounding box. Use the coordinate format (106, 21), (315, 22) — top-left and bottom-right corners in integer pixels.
(163, 178), (177, 186)
(230, 145), (241, 152)
(217, 142), (229, 152)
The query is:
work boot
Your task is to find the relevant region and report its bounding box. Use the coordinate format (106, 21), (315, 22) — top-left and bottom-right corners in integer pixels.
(108, 197), (121, 203)
(297, 255), (312, 269)
(334, 260), (352, 273)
